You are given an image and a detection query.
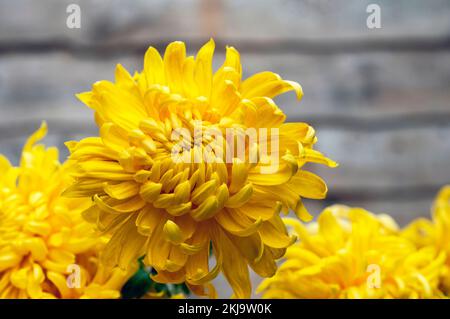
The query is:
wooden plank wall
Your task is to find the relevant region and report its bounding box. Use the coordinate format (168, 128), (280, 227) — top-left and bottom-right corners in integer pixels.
(1, 0), (450, 296)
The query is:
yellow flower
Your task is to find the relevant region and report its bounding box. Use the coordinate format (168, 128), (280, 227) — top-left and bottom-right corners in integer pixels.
(258, 205), (445, 299)
(0, 123), (132, 298)
(402, 186), (450, 295)
(78, 255), (134, 299)
(65, 39), (335, 298)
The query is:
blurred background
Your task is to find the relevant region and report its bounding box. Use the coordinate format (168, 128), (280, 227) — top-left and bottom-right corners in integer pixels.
(0, 0), (449, 297)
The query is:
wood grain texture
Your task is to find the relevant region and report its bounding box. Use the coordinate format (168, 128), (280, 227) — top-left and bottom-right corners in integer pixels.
(1, 52), (449, 122)
(1, 0), (450, 44)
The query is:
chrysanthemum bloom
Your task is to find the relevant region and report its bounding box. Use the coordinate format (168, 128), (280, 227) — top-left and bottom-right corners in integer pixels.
(402, 186), (450, 295)
(258, 205), (445, 298)
(0, 123), (132, 298)
(65, 39), (336, 298)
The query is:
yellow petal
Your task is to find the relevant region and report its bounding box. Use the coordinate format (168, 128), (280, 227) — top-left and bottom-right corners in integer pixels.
(191, 179), (217, 205)
(47, 271), (72, 298)
(303, 149), (338, 167)
(135, 206), (163, 236)
(144, 46), (165, 85)
(115, 63), (135, 88)
(90, 81), (146, 131)
(259, 217), (296, 249)
(249, 154), (298, 186)
(139, 181), (163, 202)
(118, 225), (147, 270)
(229, 232), (264, 263)
(167, 202), (192, 216)
(289, 171), (327, 200)
(190, 196), (219, 221)
(317, 210), (345, 249)
(11, 267), (29, 289)
(294, 199), (313, 222)
(164, 41), (186, 94)
(210, 225), (251, 298)
(241, 72), (303, 100)
(146, 223), (171, 270)
(194, 38), (215, 97)
(23, 121), (47, 152)
(0, 252), (21, 272)
(94, 194), (146, 214)
(215, 209), (262, 237)
(163, 220), (185, 245)
(214, 46), (241, 84)
(78, 160), (133, 181)
(229, 159), (248, 193)
(252, 97), (286, 128)
(225, 183), (253, 208)
(104, 181), (140, 200)
(234, 201), (280, 221)
(179, 241), (206, 255)
(249, 246), (277, 277)
(100, 122), (128, 152)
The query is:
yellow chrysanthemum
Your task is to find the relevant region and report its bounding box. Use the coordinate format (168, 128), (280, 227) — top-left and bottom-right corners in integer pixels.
(258, 205), (445, 299)
(0, 123), (132, 298)
(402, 186), (450, 295)
(65, 39), (335, 298)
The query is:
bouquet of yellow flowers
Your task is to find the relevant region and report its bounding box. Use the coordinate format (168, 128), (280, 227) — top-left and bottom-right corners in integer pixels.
(258, 202), (449, 299)
(0, 123), (134, 298)
(1, 40), (448, 299)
